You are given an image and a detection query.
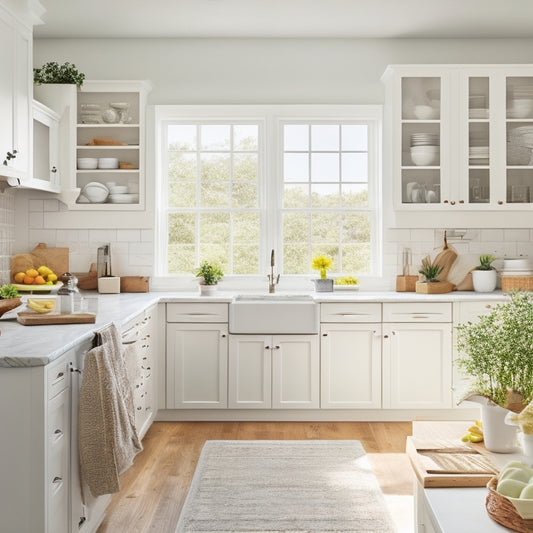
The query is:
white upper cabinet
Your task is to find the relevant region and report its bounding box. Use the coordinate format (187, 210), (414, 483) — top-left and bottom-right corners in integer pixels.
(0, 1), (38, 187)
(382, 64), (533, 228)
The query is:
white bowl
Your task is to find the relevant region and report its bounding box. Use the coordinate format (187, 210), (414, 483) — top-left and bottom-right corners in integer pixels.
(413, 105), (438, 120)
(109, 185), (128, 194)
(98, 157), (119, 169)
(83, 182), (109, 203)
(109, 193), (138, 204)
(411, 151), (438, 166)
(77, 158), (98, 170)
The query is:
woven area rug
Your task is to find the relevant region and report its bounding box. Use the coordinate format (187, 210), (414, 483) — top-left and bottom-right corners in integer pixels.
(176, 440), (396, 532)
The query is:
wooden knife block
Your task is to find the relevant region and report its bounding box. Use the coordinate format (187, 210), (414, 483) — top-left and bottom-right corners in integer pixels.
(396, 275), (418, 292)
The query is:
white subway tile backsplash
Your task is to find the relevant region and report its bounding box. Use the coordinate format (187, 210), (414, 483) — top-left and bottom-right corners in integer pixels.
(117, 229), (141, 242)
(28, 212), (44, 228)
(504, 229), (530, 241)
(141, 228), (154, 242)
(43, 199), (59, 212)
(28, 199), (44, 212)
(89, 229), (117, 242)
(480, 229), (505, 242)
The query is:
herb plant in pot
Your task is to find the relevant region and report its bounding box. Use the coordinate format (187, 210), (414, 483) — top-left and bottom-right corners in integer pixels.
(415, 257), (453, 294)
(0, 284), (21, 317)
(472, 254), (497, 293)
(456, 291), (533, 452)
(195, 261), (223, 296)
(311, 255), (334, 292)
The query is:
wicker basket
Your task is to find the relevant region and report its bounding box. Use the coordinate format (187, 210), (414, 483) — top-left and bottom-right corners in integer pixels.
(501, 275), (533, 292)
(0, 297), (21, 318)
(486, 477), (533, 532)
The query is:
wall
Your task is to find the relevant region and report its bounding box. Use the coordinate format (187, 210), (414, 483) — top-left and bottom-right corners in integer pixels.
(9, 37), (533, 287)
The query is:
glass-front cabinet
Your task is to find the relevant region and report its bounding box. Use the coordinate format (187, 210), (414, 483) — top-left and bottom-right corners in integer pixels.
(382, 65), (533, 226)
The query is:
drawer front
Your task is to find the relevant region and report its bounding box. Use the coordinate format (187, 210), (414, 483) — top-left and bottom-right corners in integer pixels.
(454, 301), (499, 325)
(382, 302), (452, 323)
(320, 303), (381, 323)
(47, 356), (70, 400)
(167, 302), (228, 323)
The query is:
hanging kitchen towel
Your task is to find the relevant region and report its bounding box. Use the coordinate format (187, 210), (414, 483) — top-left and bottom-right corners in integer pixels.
(78, 323), (142, 499)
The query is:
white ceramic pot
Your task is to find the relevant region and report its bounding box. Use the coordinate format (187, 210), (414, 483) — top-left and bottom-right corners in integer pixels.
(313, 278), (334, 292)
(472, 269), (497, 292)
(199, 283), (217, 296)
(482, 403), (519, 453)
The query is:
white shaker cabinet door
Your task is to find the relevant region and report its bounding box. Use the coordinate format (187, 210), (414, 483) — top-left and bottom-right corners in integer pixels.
(320, 323), (382, 409)
(383, 323), (453, 409)
(166, 323), (228, 409)
(272, 335), (319, 409)
(228, 335), (271, 409)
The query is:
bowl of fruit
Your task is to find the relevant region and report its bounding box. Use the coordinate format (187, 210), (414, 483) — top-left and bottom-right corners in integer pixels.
(12, 266), (62, 293)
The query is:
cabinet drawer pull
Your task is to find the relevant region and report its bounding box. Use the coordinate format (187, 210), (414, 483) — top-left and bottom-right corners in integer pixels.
(322, 333), (328, 336)
(412, 315), (430, 319)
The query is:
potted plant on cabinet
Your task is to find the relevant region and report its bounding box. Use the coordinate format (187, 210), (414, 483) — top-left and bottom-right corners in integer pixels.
(195, 261), (224, 296)
(311, 255), (334, 292)
(456, 291), (533, 452)
(472, 254), (498, 293)
(33, 61), (85, 89)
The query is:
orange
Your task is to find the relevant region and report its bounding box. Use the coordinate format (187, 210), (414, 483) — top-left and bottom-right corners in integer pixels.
(14, 272), (25, 283)
(23, 274), (35, 284)
(34, 275), (46, 285)
(25, 268), (39, 278)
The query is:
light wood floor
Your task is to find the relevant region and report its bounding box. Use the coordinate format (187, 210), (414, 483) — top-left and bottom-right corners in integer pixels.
(96, 421), (414, 533)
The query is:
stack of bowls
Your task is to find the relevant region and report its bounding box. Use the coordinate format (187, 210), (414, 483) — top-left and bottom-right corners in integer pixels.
(77, 158), (98, 170)
(501, 258), (533, 276)
(98, 157), (119, 169)
(410, 133), (439, 166)
(79, 182), (109, 204)
(413, 105), (437, 120)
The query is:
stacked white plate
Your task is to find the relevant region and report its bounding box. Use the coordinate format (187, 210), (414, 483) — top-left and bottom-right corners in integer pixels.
(411, 133), (439, 146)
(501, 257), (533, 276)
(509, 87), (533, 118)
(469, 146), (489, 165)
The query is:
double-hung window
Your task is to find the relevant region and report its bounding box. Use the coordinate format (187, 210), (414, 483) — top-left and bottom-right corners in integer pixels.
(155, 105), (381, 286)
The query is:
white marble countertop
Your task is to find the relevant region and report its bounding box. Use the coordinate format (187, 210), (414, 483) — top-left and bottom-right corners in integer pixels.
(0, 289), (509, 367)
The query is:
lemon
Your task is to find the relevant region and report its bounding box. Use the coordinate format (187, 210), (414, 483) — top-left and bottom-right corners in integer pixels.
(26, 268), (39, 278)
(47, 273), (58, 283)
(37, 265), (52, 276)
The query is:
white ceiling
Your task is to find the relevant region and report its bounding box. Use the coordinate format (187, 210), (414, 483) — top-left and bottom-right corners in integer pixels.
(33, 0), (533, 40)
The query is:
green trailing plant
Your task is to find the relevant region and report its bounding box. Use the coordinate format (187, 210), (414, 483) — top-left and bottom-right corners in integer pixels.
(456, 291), (533, 408)
(0, 284), (19, 299)
(476, 254), (497, 271)
(418, 257), (443, 282)
(195, 261), (224, 285)
(33, 61), (85, 89)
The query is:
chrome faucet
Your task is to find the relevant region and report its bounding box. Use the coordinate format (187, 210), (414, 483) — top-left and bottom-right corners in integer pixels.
(267, 249), (280, 293)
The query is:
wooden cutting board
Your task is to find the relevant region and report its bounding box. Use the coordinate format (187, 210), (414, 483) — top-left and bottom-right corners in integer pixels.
(407, 437), (498, 487)
(17, 312), (96, 326)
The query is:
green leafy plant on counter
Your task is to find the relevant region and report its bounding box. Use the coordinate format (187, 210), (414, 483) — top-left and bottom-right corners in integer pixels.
(0, 284), (19, 299)
(418, 257), (443, 282)
(456, 291), (533, 408)
(476, 254), (497, 271)
(195, 261), (224, 285)
(33, 61), (85, 89)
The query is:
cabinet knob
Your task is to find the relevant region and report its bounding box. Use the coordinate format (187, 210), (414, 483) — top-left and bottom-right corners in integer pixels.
(52, 476), (62, 484)
(322, 333), (328, 337)
(443, 200), (449, 204)
(51, 166), (57, 173)
(383, 334), (389, 339)
(221, 334), (226, 338)
(498, 200), (503, 205)
(274, 345), (280, 350)
(450, 200), (456, 205)
(54, 429), (63, 435)
(459, 200), (464, 204)
(265, 345), (270, 350)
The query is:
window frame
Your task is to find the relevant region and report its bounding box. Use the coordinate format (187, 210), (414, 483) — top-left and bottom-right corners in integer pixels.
(153, 104), (382, 291)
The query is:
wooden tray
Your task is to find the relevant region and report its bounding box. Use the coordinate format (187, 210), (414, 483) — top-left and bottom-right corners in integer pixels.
(17, 312), (96, 326)
(407, 437), (497, 487)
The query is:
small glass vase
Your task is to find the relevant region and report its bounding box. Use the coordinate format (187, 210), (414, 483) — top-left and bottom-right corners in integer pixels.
(313, 278), (334, 292)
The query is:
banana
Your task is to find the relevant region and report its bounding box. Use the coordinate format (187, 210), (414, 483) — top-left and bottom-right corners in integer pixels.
(27, 299), (55, 314)
(468, 425), (484, 436)
(475, 420), (483, 428)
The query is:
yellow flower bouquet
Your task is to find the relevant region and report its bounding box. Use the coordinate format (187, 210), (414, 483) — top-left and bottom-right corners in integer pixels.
(311, 255), (333, 279)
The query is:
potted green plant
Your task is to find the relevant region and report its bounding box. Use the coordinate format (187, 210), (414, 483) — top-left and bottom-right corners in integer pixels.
(472, 254), (497, 293)
(311, 255), (334, 292)
(456, 291), (533, 451)
(33, 61), (85, 88)
(415, 257), (453, 294)
(0, 284), (21, 317)
(195, 261), (224, 296)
